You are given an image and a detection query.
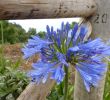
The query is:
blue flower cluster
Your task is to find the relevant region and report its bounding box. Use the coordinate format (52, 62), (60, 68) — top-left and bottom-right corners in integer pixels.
(22, 22), (110, 92)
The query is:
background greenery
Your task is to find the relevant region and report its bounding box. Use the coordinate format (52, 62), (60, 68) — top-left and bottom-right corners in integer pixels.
(0, 46), (29, 100)
(0, 20), (45, 44)
(103, 63), (110, 100)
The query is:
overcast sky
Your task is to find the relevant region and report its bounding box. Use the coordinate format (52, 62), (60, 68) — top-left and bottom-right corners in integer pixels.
(9, 18), (80, 32)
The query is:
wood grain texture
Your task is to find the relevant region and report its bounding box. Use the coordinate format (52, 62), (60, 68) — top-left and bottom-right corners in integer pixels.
(74, 0), (110, 100)
(0, 0), (97, 19)
(17, 80), (55, 100)
(74, 71), (106, 100)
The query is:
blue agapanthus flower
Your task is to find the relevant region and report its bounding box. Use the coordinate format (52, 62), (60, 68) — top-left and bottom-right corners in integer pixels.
(22, 22), (110, 92)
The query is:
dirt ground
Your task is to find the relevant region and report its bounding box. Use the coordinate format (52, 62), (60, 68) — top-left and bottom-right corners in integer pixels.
(3, 43), (39, 70)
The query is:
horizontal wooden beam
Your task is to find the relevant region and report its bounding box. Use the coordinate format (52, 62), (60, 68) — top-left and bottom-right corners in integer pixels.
(0, 0), (97, 19)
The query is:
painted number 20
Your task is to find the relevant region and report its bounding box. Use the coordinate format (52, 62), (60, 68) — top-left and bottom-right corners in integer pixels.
(94, 13), (107, 23)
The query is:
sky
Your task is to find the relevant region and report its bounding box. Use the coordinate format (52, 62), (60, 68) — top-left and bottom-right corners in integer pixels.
(9, 18), (80, 32)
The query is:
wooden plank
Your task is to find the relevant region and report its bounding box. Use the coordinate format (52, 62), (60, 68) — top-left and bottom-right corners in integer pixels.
(74, 0), (110, 100)
(0, 0), (97, 19)
(17, 80), (55, 100)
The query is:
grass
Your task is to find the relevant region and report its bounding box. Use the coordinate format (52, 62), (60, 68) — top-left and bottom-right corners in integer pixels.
(103, 62), (110, 100)
(0, 46), (29, 100)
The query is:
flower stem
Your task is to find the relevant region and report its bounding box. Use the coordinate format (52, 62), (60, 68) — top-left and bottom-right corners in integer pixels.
(64, 66), (68, 100)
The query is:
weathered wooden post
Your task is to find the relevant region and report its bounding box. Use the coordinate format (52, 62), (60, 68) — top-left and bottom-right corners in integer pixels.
(74, 0), (110, 100)
(0, 0), (96, 19)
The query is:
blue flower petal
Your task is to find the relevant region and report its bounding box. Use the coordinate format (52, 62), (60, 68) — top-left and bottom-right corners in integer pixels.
(84, 80), (91, 92)
(75, 61), (107, 92)
(56, 52), (68, 67)
(22, 36), (53, 59)
(51, 65), (65, 84)
(65, 22), (70, 32)
(21, 47), (41, 59)
(28, 61), (56, 84)
(79, 24), (88, 41)
(71, 23), (78, 38)
(68, 46), (79, 53)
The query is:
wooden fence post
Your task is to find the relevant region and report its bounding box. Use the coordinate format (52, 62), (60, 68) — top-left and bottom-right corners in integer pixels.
(17, 80), (55, 100)
(0, 0), (96, 19)
(74, 0), (110, 100)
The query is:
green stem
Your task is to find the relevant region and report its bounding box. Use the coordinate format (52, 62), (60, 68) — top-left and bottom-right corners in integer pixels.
(59, 81), (63, 95)
(64, 66), (68, 100)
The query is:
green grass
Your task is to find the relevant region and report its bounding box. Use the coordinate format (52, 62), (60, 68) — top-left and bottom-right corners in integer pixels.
(103, 63), (110, 100)
(0, 48), (29, 100)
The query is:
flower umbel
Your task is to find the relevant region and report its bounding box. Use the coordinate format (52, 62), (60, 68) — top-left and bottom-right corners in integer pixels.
(22, 22), (110, 92)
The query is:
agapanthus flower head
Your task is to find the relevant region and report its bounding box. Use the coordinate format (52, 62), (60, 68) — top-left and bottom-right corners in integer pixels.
(22, 22), (110, 92)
